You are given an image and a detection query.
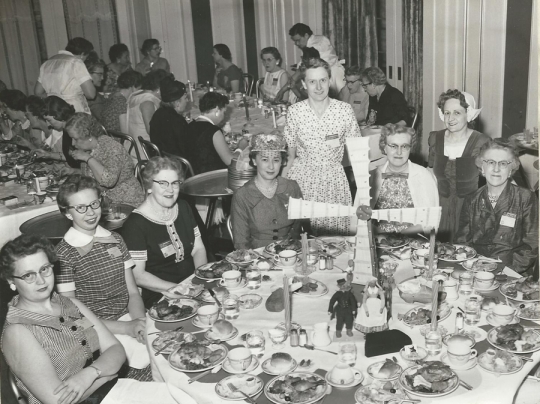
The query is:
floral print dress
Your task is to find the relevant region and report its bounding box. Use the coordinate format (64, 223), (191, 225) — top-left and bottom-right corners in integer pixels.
(374, 176), (414, 232)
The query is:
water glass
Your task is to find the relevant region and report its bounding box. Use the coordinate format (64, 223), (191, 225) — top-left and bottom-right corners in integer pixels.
(26, 180), (36, 194)
(464, 297), (481, 325)
(339, 342), (357, 367)
(223, 294), (239, 320)
(246, 268), (261, 289)
(246, 330), (265, 355)
(268, 328), (287, 349)
(424, 328), (443, 355)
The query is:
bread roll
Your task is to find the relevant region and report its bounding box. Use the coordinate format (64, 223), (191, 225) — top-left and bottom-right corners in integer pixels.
(211, 319), (234, 335)
(270, 352), (293, 371)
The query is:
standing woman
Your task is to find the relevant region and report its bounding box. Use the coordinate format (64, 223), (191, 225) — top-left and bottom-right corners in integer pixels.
(134, 39), (170, 76)
(102, 70), (143, 133)
(212, 44), (244, 93)
(428, 90), (490, 242)
(259, 47), (289, 102)
(282, 58), (361, 235)
(84, 52), (107, 121)
(105, 43), (132, 93)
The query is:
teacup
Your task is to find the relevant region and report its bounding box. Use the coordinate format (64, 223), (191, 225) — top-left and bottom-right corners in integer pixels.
(219, 270), (242, 288)
(196, 304), (220, 326)
(228, 347), (252, 371)
(474, 271), (495, 289)
(328, 362), (362, 385)
(447, 347), (477, 366)
(274, 250), (297, 267)
(447, 335), (477, 366)
(37, 176), (49, 190)
(491, 304), (516, 325)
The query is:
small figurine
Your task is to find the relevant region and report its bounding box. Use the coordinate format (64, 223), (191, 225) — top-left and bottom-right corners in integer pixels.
(328, 279), (357, 338)
(354, 279), (389, 334)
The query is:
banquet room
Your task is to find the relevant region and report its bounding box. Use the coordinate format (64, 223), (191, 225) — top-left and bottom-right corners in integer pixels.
(0, 0), (538, 403)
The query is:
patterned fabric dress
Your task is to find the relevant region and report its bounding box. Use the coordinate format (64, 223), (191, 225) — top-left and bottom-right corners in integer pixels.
(374, 176), (415, 232)
(284, 99), (361, 235)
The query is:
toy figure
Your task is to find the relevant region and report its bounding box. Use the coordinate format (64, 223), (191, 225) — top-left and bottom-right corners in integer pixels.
(328, 279), (357, 337)
(354, 279), (389, 333)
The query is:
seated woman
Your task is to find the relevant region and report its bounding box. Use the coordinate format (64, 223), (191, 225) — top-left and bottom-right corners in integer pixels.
(121, 157), (208, 308)
(456, 139), (538, 274)
(1, 234), (125, 404)
(64, 112), (145, 207)
(212, 44), (244, 93)
(55, 175), (150, 376)
(185, 92), (247, 174)
(0, 89), (37, 149)
(84, 52), (107, 121)
(134, 39), (170, 75)
(25, 95), (64, 154)
(259, 47), (289, 102)
(231, 133), (305, 249)
(338, 65), (369, 123)
(105, 43), (132, 93)
(274, 47), (320, 104)
(150, 77), (190, 157)
(370, 124), (439, 235)
(102, 70), (143, 133)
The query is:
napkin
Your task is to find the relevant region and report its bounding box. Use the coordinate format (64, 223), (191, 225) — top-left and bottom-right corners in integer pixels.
(115, 313), (150, 369)
(101, 380), (179, 404)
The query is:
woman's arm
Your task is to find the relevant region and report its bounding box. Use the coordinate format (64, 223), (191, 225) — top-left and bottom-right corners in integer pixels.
(213, 130), (237, 166)
(34, 82), (46, 98)
(281, 147), (296, 179)
(132, 260), (177, 295)
(140, 101), (157, 134)
(119, 113), (128, 134)
(80, 79), (97, 101)
(231, 192), (252, 249)
(191, 235), (208, 269)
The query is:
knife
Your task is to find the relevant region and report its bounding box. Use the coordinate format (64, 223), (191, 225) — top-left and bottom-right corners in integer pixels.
(208, 288), (222, 307)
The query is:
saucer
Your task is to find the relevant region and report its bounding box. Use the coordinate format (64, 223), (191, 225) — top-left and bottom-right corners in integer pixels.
(222, 355), (259, 374)
(192, 313), (225, 328)
(324, 369), (364, 389)
(261, 358), (298, 375)
(441, 353), (477, 371)
(473, 280), (499, 292)
(221, 278), (247, 291)
(205, 326), (239, 342)
(486, 313), (520, 327)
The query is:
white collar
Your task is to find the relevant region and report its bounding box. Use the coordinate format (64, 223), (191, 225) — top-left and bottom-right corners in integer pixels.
(58, 50), (74, 56)
(197, 115), (215, 124)
(64, 225), (112, 248)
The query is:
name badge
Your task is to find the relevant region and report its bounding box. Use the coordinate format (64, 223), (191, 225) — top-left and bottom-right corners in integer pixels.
(272, 77), (279, 86)
(74, 317), (94, 331)
(159, 240), (176, 258)
(500, 213), (516, 228)
(325, 134), (340, 148)
(107, 246), (122, 258)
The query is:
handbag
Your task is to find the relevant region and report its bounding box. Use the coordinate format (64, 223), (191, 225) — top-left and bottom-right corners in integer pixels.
(365, 329), (412, 358)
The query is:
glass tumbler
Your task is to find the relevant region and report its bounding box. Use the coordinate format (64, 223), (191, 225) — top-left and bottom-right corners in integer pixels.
(246, 330), (265, 355)
(339, 342), (357, 367)
(223, 294), (239, 320)
(246, 268), (261, 289)
(464, 297), (481, 325)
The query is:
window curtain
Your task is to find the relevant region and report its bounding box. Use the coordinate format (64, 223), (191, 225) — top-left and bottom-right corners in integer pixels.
(62, 0), (118, 63)
(0, 0), (42, 94)
(322, 0), (378, 69)
(402, 0), (423, 156)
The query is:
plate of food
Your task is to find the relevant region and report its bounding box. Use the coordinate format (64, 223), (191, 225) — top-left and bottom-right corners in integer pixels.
(375, 235), (409, 250)
(148, 298), (199, 322)
(487, 324), (540, 353)
(402, 302), (453, 326)
(262, 353), (298, 376)
(204, 319), (238, 342)
(195, 261), (237, 280)
(367, 359), (402, 381)
(215, 374), (264, 401)
(226, 250), (259, 267)
(264, 372), (327, 404)
(354, 382), (407, 404)
(151, 330), (196, 355)
(398, 362), (459, 398)
(478, 349), (524, 374)
(167, 283), (204, 298)
(291, 277), (328, 297)
(265, 239), (302, 254)
(437, 244), (476, 262)
(461, 258), (498, 271)
(500, 276), (540, 302)
(169, 340), (228, 372)
(517, 302), (540, 321)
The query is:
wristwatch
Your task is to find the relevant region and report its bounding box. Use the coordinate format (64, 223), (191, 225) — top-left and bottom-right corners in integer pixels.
(88, 365), (102, 378)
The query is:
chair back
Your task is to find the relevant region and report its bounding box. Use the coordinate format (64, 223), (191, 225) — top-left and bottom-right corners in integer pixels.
(138, 137), (161, 160)
(134, 160), (148, 187)
(162, 151), (195, 179)
(108, 130), (142, 164)
(409, 106), (419, 129)
(243, 73), (255, 96)
(255, 77), (265, 99)
(227, 215), (233, 242)
(9, 368), (28, 404)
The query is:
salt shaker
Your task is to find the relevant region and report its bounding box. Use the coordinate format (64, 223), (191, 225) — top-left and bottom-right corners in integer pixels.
(290, 329), (299, 347)
(298, 329), (308, 346)
(455, 312), (464, 334)
(319, 256), (326, 270)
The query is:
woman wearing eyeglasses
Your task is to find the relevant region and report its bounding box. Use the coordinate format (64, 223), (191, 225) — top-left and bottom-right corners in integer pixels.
(338, 65), (369, 123)
(134, 39), (170, 76)
(64, 112), (144, 207)
(84, 52), (107, 122)
(121, 157), (208, 308)
(456, 140), (538, 274)
(1, 234), (126, 404)
(370, 124), (438, 234)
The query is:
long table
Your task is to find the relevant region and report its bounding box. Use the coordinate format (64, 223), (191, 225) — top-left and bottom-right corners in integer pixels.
(145, 248), (539, 404)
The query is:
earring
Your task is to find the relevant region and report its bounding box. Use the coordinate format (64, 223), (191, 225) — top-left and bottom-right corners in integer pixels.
(216, 113), (219, 117)
(9, 283), (16, 291)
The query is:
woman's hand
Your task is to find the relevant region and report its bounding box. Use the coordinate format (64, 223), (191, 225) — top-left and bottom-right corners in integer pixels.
(126, 318), (146, 344)
(33, 149), (51, 159)
(53, 368), (96, 404)
(70, 149), (91, 162)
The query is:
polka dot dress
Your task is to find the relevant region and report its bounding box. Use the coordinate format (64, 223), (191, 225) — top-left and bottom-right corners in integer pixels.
(284, 99), (361, 235)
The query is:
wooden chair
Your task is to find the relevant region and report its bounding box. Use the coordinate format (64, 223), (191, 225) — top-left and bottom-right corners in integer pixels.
(161, 151), (195, 178)
(9, 368), (28, 404)
(138, 137), (161, 160)
(108, 130), (142, 164)
(243, 73), (255, 96)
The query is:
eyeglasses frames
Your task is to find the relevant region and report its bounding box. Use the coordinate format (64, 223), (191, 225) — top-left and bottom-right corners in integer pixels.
(12, 264), (54, 284)
(360, 82), (372, 89)
(153, 180), (182, 189)
(482, 159), (512, 170)
(386, 144), (412, 152)
(68, 198), (102, 214)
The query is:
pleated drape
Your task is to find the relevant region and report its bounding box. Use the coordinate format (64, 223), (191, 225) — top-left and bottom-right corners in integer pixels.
(322, 0), (378, 69)
(402, 0), (423, 156)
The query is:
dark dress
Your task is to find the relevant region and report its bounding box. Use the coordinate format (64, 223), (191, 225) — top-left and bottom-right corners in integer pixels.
(428, 129), (490, 242)
(62, 130), (81, 168)
(217, 64), (244, 93)
(121, 200), (199, 308)
(149, 106), (188, 157)
(102, 92), (127, 132)
(185, 119), (226, 174)
(367, 84), (410, 126)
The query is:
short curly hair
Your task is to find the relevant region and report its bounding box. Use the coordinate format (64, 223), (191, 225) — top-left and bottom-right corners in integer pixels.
(475, 138), (521, 175)
(0, 234), (57, 281)
(345, 65), (362, 77)
(301, 58), (331, 79)
(214, 44), (232, 61)
(141, 39), (159, 56)
(44, 96), (76, 122)
(65, 113), (106, 140)
(379, 123), (417, 154)
(248, 151), (288, 168)
(141, 156), (185, 191)
(117, 70), (143, 90)
(260, 47), (282, 66)
(57, 175), (102, 214)
(25, 95), (46, 119)
(199, 92), (229, 114)
(109, 43), (129, 64)
(436, 89), (469, 111)
(361, 67), (387, 86)
(141, 69), (170, 91)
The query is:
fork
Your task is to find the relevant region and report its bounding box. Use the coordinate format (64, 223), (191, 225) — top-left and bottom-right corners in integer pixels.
(148, 325), (183, 336)
(227, 383), (256, 403)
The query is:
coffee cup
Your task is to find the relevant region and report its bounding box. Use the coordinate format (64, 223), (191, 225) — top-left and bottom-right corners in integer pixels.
(228, 347), (252, 371)
(274, 250), (297, 267)
(196, 304), (220, 326)
(328, 362), (362, 385)
(447, 347), (477, 366)
(219, 270), (242, 288)
(474, 271), (495, 289)
(37, 176), (49, 191)
(491, 304), (515, 325)
(447, 336), (477, 366)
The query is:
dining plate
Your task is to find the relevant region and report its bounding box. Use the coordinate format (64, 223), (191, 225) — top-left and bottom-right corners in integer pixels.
(367, 361), (402, 381)
(402, 302), (452, 327)
(148, 298), (200, 323)
(354, 383), (408, 403)
(487, 326), (540, 354)
(215, 374), (264, 401)
(517, 302), (540, 321)
(264, 240), (303, 255)
(398, 365), (459, 397)
(440, 353), (477, 371)
(292, 278), (328, 297)
(204, 326), (239, 342)
(375, 234), (409, 250)
(167, 283), (204, 298)
(473, 280), (500, 292)
(151, 331), (194, 355)
(264, 372), (327, 404)
(477, 351), (524, 375)
(261, 358), (298, 376)
(168, 343), (228, 373)
(438, 245), (477, 263)
(500, 281), (540, 303)
(225, 250), (259, 267)
(194, 261), (238, 281)
(461, 258), (499, 272)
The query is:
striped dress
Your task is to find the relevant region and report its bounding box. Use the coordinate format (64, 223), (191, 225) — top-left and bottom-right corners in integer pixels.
(2, 293), (101, 404)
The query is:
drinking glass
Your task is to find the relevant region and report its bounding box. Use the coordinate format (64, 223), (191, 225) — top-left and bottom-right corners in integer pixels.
(268, 328), (287, 349)
(246, 268), (261, 289)
(464, 297), (481, 325)
(339, 342), (357, 367)
(246, 330), (265, 355)
(223, 294), (239, 320)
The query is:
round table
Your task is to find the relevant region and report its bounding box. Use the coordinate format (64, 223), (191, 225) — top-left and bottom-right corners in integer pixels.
(509, 132), (538, 154)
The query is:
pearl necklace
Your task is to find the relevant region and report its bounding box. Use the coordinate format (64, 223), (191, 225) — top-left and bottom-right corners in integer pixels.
(487, 193), (500, 205)
(255, 178), (278, 198)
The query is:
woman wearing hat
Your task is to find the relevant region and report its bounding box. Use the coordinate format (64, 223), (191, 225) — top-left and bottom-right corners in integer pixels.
(231, 133), (306, 249)
(150, 77), (190, 157)
(428, 90), (490, 242)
